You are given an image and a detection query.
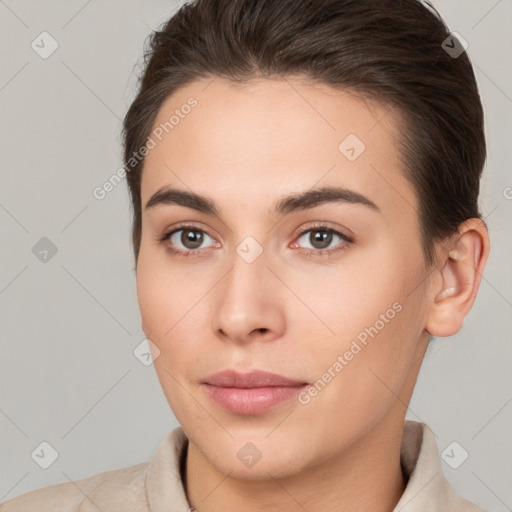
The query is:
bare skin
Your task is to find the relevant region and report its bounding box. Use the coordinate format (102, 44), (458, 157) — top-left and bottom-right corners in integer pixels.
(135, 76), (490, 512)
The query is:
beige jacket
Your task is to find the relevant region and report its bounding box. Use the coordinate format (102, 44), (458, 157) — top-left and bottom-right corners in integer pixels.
(1, 420), (490, 511)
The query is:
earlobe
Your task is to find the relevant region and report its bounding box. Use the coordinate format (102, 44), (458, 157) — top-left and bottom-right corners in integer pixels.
(425, 219), (490, 338)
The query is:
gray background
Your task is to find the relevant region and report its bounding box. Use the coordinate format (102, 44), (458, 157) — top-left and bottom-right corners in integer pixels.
(0, 0), (510, 509)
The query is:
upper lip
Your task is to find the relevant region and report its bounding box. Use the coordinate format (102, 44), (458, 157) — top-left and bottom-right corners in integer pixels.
(202, 369), (307, 388)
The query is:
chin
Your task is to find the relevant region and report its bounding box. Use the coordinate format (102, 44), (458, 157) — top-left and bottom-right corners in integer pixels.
(214, 452), (306, 481)
(192, 428), (314, 480)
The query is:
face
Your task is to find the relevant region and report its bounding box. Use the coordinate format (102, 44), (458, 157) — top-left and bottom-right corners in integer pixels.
(136, 76), (433, 480)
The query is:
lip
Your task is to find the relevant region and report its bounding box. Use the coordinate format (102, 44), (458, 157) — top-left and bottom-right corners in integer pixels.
(202, 369), (308, 415)
(203, 369), (307, 388)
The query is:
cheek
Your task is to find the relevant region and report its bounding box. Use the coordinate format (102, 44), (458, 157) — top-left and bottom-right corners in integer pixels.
(295, 256), (424, 411)
(136, 252), (205, 421)
(293, 300), (420, 452)
(136, 245), (192, 340)
(136, 247), (210, 372)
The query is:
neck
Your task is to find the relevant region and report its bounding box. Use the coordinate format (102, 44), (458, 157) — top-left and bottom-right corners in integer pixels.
(183, 408), (408, 512)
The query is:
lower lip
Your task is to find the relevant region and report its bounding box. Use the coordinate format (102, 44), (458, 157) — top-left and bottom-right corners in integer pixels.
(202, 383), (308, 415)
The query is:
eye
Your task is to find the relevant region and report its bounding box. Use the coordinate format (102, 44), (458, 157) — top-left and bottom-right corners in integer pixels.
(292, 224), (353, 257)
(157, 222), (353, 259)
(157, 225), (219, 258)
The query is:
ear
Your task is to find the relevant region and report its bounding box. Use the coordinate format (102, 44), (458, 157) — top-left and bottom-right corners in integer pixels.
(425, 218), (490, 338)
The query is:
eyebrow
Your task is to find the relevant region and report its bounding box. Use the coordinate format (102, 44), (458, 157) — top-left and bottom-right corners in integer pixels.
(144, 185), (380, 217)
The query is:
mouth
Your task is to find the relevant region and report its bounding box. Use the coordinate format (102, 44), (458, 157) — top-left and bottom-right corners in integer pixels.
(201, 369), (309, 415)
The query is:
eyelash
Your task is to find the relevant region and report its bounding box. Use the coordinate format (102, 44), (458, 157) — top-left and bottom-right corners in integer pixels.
(157, 222), (354, 260)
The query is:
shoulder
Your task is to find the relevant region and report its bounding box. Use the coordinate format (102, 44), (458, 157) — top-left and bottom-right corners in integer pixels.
(0, 461), (150, 512)
(448, 491), (493, 512)
(448, 494), (492, 512)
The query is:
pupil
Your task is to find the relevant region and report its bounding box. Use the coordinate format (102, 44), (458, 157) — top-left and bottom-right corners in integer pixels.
(183, 229), (203, 249)
(312, 230), (332, 249)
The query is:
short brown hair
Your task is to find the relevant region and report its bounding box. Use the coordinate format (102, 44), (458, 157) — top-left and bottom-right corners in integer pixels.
(122, 0), (486, 269)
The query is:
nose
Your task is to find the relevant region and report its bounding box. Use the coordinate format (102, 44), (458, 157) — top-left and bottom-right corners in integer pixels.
(211, 248), (286, 346)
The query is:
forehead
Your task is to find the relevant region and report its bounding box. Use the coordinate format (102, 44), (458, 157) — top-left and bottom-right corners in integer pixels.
(141, 76), (417, 221)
